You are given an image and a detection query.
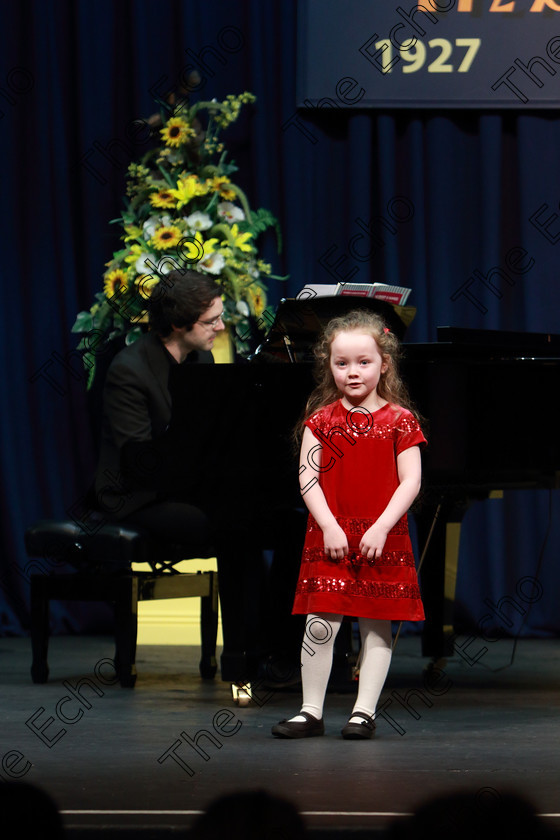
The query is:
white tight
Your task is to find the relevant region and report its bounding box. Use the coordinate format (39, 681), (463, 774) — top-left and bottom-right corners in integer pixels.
(298, 613), (392, 721)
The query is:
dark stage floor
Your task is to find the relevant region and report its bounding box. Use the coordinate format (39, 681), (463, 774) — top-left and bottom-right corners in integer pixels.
(1, 633), (560, 838)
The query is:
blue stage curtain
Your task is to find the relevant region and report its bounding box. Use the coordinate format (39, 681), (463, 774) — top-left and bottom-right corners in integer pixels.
(1, 0), (558, 638)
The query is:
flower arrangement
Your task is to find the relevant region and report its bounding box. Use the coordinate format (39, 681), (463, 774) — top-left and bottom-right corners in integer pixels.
(72, 90), (283, 387)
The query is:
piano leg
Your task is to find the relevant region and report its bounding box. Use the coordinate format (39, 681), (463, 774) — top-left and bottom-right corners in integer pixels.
(415, 495), (471, 660)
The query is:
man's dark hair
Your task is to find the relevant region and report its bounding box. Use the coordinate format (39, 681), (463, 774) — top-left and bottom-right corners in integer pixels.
(146, 269), (221, 336)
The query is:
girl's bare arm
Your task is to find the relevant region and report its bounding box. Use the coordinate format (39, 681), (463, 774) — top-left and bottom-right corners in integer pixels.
(299, 426), (348, 560)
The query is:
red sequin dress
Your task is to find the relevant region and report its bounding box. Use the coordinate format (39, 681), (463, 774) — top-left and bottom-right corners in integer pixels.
(292, 400), (426, 621)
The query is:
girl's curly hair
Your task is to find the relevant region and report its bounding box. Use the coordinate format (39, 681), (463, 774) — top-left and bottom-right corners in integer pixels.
(294, 309), (421, 445)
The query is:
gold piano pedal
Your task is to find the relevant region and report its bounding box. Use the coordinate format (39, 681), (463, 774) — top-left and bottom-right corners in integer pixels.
(231, 682), (252, 707)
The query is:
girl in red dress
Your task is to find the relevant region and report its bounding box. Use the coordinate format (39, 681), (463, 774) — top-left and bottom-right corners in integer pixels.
(272, 310), (426, 740)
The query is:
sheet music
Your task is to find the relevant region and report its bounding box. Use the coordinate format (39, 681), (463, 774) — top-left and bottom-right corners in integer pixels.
(336, 283), (411, 305)
(296, 283), (411, 305)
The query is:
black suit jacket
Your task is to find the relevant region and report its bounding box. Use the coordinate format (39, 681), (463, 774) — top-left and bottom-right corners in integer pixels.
(94, 332), (213, 520)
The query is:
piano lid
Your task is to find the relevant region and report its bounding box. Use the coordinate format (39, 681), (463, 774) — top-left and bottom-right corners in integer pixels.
(253, 297), (560, 364)
(437, 326), (560, 351)
(403, 326), (560, 362)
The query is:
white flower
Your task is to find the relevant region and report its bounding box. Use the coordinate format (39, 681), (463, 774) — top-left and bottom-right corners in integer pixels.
(217, 201), (245, 224)
(143, 215), (172, 240)
(198, 252), (226, 275)
(236, 300), (250, 317)
(184, 211), (213, 231)
(136, 251), (179, 277)
(135, 251), (157, 275)
(156, 255), (179, 275)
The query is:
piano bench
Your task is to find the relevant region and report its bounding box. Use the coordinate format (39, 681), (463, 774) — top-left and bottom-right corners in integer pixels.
(24, 518), (219, 688)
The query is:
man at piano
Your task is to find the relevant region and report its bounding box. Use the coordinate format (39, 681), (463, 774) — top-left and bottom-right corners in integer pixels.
(94, 269), (222, 533)
(93, 268), (275, 684)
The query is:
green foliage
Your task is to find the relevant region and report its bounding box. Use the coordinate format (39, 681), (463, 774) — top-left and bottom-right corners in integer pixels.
(72, 91), (287, 388)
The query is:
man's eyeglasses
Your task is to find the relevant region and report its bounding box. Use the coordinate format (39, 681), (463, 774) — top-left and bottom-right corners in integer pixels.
(197, 312), (224, 328)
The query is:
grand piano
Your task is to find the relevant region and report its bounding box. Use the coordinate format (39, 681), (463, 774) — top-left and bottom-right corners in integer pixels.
(169, 296), (560, 664)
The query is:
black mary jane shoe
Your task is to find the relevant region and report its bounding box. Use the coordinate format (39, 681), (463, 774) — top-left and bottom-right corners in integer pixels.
(341, 711), (376, 740)
(271, 711), (325, 738)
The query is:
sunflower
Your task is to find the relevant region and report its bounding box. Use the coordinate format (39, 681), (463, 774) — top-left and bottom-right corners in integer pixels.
(73, 90), (283, 389)
(247, 284), (266, 317)
(135, 273), (160, 300)
(150, 225), (183, 250)
(206, 175), (236, 201)
(103, 268), (129, 298)
(160, 117), (195, 148)
(150, 188), (177, 209)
